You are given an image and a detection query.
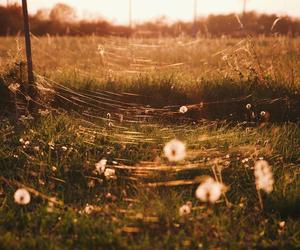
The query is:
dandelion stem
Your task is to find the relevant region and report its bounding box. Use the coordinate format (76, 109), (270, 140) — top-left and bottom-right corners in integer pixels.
(257, 189), (264, 210)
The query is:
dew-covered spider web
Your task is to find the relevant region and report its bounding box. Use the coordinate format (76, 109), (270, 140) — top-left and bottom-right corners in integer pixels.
(5, 35), (300, 186)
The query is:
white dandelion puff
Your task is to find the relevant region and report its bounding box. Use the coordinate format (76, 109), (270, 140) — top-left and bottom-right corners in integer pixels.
(279, 221), (285, 228)
(246, 103), (252, 110)
(38, 109), (50, 116)
(8, 83), (20, 94)
(179, 204), (191, 216)
(260, 111), (266, 117)
(163, 139), (186, 162)
(104, 168), (116, 180)
(179, 106), (188, 114)
(254, 160), (274, 193)
(84, 204), (94, 214)
(48, 141), (55, 150)
(95, 159), (107, 174)
(195, 177), (225, 203)
(14, 188), (31, 205)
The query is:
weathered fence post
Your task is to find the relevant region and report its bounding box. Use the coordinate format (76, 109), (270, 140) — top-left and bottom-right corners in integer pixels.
(129, 0), (132, 28)
(21, 0), (36, 112)
(193, 0), (198, 37)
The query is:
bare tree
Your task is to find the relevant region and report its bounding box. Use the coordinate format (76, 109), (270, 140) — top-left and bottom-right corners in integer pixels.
(49, 3), (76, 23)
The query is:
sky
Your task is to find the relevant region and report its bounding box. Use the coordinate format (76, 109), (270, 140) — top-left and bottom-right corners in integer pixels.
(1, 0), (299, 24)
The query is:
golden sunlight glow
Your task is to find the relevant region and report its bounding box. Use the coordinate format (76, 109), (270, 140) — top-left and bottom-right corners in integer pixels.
(1, 0), (298, 24)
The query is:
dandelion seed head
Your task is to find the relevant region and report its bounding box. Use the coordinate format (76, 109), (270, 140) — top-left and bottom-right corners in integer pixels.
(14, 188), (31, 205)
(8, 83), (20, 93)
(104, 168), (116, 180)
(84, 204), (94, 214)
(195, 177), (225, 203)
(279, 221), (285, 228)
(179, 204), (191, 216)
(95, 159), (107, 174)
(163, 139), (186, 162)
(179, 106), (188, 114)
(254, 160), (274, 193)
(38, 109), (50, 116)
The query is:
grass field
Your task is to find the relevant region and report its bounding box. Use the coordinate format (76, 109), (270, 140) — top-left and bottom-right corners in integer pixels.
(0, 36), (300, 249)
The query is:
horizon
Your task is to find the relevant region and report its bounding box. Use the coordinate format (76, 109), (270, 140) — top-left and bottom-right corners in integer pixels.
(0, 0), (299, 24)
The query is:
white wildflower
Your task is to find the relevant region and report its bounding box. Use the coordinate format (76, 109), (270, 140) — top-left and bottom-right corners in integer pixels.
(95, 159), (107, 174)
(47, 201), (55, 213)
(84, 204), (94, 214)
(104, 168), (116, 180)
(48, 141), (55, 150)
(38, 109), (50, 116)
(254, 160), (274, 193)
(14, 188), (31, 205)
(179, 106), (188, 114)
(179, 204), (191, 216)
(8, 83), (20, 93)
(61, 146), (67, 151)
(260, 111), (266, 117)
(163, 139), (186, 162)
(97, 45), (105, 56)
(246, 104), (252, 110)
(279, 221), (285, 228)
(195, 177), (225, 203)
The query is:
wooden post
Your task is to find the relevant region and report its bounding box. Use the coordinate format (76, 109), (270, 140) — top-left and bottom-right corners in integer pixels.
(194, 0), (198, 24)
(129, 0), (132, 29)
(243, 0), (247, 15)
(193, 0), (198, 36)
(21, 0), (36, 110)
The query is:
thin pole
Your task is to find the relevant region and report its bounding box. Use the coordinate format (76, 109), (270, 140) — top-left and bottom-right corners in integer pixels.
(21, 0), (34, 91)
(193, 0), (198, 36)
(243, 0), (247, 15)
(194, 0), (198, 24)
(129, 0), (132, 29)
(22, 0), (35, 111)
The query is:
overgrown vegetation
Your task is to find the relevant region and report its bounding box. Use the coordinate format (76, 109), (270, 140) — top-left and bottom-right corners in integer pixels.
(0, 36), (300, 249)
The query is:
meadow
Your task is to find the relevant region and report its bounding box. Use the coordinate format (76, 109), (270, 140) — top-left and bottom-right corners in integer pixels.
(0, 36), (300, 249)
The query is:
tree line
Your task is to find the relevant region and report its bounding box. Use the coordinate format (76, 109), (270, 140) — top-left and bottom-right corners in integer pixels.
(1, 3), (299, 37)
